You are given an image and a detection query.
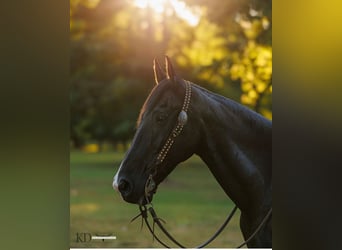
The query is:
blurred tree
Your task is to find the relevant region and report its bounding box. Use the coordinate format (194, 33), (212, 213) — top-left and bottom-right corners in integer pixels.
(169, 0), (272, 117)
(229, 4), (272, 118)
(70, 0), (272, 148)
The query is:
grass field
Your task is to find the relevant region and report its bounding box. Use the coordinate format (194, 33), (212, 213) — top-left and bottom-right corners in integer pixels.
(70, 151), (244, 248)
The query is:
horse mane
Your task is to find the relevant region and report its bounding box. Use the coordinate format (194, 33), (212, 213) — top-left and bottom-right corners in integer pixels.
(191, 83), (271, 137)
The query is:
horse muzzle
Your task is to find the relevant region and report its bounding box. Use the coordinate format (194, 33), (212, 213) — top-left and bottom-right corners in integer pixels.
(114, 176), (156, 205)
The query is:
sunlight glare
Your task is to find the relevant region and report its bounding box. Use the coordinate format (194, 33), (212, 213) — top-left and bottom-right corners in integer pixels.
(132, 0), (201, 26)
(133, 0), (167, 13)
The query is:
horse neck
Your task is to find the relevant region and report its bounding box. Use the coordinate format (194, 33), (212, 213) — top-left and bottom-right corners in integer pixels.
(191, 85), (272, 216)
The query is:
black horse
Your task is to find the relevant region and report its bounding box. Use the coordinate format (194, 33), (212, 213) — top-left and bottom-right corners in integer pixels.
(113, 56), (272, 248)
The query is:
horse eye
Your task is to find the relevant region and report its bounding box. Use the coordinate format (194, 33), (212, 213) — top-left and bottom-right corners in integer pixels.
(156, 113), (168, 123)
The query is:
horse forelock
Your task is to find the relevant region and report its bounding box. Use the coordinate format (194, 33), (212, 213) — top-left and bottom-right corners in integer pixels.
(136, 80), (179, 128)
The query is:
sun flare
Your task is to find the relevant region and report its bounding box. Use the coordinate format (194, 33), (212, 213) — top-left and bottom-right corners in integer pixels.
(132, 0), (201, 26)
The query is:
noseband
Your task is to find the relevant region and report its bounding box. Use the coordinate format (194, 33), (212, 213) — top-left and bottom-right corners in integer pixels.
(139, 80), (272, 248)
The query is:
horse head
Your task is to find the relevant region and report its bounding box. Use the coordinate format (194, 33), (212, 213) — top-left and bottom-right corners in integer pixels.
(113, 56), (200, 205)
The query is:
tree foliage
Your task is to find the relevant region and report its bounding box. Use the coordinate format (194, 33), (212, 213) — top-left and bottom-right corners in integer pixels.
(70, 0), (272, 149)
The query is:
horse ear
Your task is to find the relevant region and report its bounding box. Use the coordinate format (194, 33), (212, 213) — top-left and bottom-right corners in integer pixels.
(165, 55), (175, 82)
(153, 58), (166, 85)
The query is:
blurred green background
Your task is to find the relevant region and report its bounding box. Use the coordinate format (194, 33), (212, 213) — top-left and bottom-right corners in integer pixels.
(70, 150), (243, 248)
(70, 0), (272, 151)
(70, 0), (271, 248)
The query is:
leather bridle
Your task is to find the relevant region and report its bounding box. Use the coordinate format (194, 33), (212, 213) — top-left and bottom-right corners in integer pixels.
(144, 80), (191, 204)
(137, 80), (272, 248)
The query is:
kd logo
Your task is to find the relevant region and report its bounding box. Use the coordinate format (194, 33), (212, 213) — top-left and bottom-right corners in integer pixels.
(76, 232), (92, 242)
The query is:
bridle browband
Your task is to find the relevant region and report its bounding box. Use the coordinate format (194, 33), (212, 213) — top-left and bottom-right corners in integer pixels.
(138, 79), (272, 248)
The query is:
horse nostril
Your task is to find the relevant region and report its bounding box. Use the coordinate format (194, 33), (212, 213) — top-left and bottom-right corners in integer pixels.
(118, 178), (132, 196)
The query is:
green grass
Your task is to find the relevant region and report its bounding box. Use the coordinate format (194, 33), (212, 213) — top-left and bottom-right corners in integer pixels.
(70, 151), (244, 248)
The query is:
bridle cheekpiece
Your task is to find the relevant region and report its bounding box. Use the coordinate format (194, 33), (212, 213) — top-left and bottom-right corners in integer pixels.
(144, 80), (192, 203)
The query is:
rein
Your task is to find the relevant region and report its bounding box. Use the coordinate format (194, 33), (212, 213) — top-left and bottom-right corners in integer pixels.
(139, 79), (272, 248)
(134, 204), (272, 248)
(134, 204), (237, 248)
